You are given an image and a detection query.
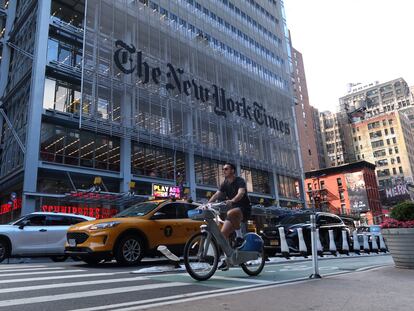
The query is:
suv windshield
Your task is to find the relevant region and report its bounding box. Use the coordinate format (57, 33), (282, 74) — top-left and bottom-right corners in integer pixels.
(280, 214), (310, 225)
(116, 202), (160, 217)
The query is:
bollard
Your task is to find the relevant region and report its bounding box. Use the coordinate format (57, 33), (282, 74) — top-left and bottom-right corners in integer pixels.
(316, 228), (323, 256)
(363, 233), (370, 254)
(328, 230), (337, 256)
(341, 230), (350, 255)
(352, 231), (361, 255)
(278, 227), (290, 259)
(297, 228), (308, 257)
(309, 214), (321, 278)
(371, 235), (379, 253)
(379, 234), (387, 253)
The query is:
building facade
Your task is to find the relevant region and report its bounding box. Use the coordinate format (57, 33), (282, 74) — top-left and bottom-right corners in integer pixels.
(311, 106), (326, 169)
(0, 0), (304, 223)
(305, 161), (382, 224)
(319, 111), (354, 168)
(290, 44), (321, 172)
(340, 78), (412, 119)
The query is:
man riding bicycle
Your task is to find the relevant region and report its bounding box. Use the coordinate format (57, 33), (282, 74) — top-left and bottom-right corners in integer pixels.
(208, 163), (251, 247)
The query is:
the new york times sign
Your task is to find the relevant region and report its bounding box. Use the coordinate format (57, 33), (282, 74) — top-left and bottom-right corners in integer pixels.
(114, 40), (290, 135)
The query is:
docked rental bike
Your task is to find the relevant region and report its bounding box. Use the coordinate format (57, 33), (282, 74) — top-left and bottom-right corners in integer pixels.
(184, 202), (265, 281)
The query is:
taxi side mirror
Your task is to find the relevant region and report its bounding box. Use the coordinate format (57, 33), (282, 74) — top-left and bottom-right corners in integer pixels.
(151, 212), (167, 220)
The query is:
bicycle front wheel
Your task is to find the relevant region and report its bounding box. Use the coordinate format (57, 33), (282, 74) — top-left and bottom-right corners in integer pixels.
(184, 232), (219, 281)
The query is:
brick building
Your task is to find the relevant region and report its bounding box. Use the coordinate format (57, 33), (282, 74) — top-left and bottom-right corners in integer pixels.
(305, 161), (382, 224)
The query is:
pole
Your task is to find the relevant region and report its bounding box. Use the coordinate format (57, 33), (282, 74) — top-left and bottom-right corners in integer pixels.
(309, 196), (321, 279)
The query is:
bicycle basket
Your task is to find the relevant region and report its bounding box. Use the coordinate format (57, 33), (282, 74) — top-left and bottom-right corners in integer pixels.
(238, 233), (263, 252)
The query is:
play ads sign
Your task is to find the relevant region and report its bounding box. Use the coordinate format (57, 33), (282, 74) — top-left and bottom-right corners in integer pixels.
(114, 40), (291, 136)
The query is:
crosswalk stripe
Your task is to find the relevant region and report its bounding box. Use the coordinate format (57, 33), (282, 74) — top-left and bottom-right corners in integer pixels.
(0, 272), (130, 284)
(0, 265), (46, 270)
(0, 267), (63, 273)
(0, 269), (86, 277)
(0, 276), (149, 294)
(0, 282), (189, 308)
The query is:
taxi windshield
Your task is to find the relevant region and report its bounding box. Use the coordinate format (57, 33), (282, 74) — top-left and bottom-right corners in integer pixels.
(116, 202), (160, 217)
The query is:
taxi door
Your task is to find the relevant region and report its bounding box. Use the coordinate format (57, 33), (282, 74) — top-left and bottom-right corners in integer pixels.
(148, 203), (184, 248)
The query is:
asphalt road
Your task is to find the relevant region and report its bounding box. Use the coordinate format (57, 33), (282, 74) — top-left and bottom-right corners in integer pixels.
(0, 254), (393, 311)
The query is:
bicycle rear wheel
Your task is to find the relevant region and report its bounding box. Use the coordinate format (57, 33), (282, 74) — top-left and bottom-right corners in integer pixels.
(184, 232), (219, 281)
(240, 248), (266, 276)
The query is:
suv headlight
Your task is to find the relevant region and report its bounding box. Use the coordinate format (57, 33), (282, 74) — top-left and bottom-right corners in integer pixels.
(89, 221), (120, 230)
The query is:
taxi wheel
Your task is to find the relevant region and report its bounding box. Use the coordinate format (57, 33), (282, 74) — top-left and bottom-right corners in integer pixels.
(115, 235), (144, 266)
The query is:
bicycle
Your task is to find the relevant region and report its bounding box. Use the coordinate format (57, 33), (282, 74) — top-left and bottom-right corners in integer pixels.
(184, 202), (265, 281)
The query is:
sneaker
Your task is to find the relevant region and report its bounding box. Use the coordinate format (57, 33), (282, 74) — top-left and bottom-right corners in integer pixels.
(218, 259), (229, 271)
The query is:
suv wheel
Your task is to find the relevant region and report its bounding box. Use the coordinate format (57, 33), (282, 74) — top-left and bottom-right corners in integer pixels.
(0, 238), (10, 263)
(115, 235), (144, 266)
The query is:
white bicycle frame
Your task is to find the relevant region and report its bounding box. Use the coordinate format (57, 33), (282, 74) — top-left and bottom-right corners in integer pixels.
(195, 203), (259, 266)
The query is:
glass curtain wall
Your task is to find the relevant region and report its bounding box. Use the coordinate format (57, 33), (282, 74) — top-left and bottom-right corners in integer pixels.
(81, 0), (301, 194)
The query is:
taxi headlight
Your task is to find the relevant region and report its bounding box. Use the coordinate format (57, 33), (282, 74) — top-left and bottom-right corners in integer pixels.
(89, 221), (120, 230)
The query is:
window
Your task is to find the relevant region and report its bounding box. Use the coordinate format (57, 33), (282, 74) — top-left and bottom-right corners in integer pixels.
(24, 215), (46, 226)
(337, 178), (343, 187)
(307, 183), (312, 191)
(397, 156), (401, 164)
(389, 148), (393, 155)
(389, 119), (393, 125)
(341, 204), (346, 215)
(399, 167), (403, 174)
(393, 167), (397, 175)
(156, 203), (197, 219)
(339, 191), (345, 201)
(390, 127), (395, 134)
(395, 146), (399, 154)
(387, 139), (390, 145)
(132, 143), (185, 181)
(320, 181), (325, 189)
(384, 129), (388, 135)
(40, 123), (120, 171)
(392, 137), (397, 144)
(46, 215), (72, 226)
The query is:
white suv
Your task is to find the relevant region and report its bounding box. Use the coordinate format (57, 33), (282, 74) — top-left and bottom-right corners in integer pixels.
(0, 212), (95, 263)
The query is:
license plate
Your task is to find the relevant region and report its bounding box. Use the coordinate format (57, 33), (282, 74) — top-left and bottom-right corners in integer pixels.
(68, 239), (77, 247)
(270, 240), (279, 246)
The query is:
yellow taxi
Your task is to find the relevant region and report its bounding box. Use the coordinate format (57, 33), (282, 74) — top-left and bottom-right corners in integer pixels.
(65, 199), (202, 265)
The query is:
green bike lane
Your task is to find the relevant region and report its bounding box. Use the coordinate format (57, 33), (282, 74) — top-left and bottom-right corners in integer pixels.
(144, 254), (394, 289)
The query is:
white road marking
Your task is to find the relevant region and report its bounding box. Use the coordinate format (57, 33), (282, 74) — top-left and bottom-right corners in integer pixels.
(0, 269), (86, 277)
(72, 278), (312, 311)
(0, 265), (46, 270)
(0, 272), (124, 284)
(212, 276), (272, 284)
(0, 276), (149, 294)
(0, 267), (63, 273)
(0, 282), (189, 308)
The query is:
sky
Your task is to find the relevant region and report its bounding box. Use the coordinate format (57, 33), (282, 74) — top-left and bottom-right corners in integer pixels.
(283, 0), (414, 112)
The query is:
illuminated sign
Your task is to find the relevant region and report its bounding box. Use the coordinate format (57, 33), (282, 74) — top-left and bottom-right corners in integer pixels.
(41, 205), (118, 219)
(0, 198), (22, 215)
(152, 184), (181, 199)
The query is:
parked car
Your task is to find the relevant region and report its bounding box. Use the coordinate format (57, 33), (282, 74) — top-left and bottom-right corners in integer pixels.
(275, 212), (350, 253)
(65, 199), (202, 265)
(0, 212), (94, 263)
(356, 225), (382, 249)
(249, 205), (294, 256)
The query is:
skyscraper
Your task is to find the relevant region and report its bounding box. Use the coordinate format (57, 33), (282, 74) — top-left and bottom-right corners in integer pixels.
(0, 0), (304, 222)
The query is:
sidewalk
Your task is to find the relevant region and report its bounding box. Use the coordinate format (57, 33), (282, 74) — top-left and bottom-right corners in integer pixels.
(149, 266), (414, 311)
